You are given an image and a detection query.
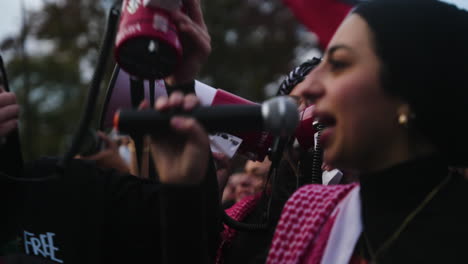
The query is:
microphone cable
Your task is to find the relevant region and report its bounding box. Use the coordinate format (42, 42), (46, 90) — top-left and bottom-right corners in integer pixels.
(311, 121), (324, 184)
(221, 58), (321, 231)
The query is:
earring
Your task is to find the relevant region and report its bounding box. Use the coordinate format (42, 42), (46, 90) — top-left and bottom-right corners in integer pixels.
(398, 113), (408, 126)
(398, 112), (415, 127)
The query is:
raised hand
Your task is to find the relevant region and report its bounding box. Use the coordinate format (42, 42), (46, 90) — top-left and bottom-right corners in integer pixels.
(149, 92), (210, 184)
(165, 0), (211, 86)
(77, 131), (130, 174)
(0, 86), (19, 137)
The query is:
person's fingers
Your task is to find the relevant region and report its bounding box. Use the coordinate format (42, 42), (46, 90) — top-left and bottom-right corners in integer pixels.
(172, 116), (209, 183)
(171, 10), (211, 54)
(212, 152), (230, 166)
(0, 92), (17, 108)
(170, 116), (197, 133)
(183, 93), (199, 111)
(155, 96), (169, 111)
(81, 145), (115, 161)
(212, 152), (226, 161)
(96, 131), (116, 149)
(322, 163), (333, 171)
(84, 151), (106, 161)
(179, 22), (211, 56)
(170, 117), (208, 145)
(0, 119), (18, 136)
(182, 0), (206, 29)
(168, 91), (185, 108)
(138, 99), (150, 110)
(0, 104), (19, 122)
(172, 10), (209, 38)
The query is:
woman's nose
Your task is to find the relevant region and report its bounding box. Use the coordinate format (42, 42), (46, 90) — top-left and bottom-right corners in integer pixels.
(292, 69), (325, 106)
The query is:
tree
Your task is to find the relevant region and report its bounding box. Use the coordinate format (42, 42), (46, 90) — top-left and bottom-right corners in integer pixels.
(201, 0), (303, 100)
(1, 0), (311, 160)
(1, 0), (109, 160)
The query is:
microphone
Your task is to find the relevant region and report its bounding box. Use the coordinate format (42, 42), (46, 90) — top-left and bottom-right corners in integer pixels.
(102, 68), (314, 160)
(114, 96), (299, 137)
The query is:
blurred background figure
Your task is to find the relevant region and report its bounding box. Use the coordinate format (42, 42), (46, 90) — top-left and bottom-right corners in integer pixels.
(222, 172), (244, 209)
(221, 157), (272, 208)
(237, 158), (272, 200)
(234, 173), (259, 202)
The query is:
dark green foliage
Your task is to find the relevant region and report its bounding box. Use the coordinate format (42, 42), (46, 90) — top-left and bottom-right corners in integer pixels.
(1, 0), (301, 160)
(201, 0), (300, 100)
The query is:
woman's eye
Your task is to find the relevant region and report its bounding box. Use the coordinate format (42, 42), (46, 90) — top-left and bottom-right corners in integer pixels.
(328, 59), (348, 71)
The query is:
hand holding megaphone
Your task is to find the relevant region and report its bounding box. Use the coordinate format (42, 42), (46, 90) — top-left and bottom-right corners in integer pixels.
(115, 0), (211, 83)
(164, 0), (211, 86)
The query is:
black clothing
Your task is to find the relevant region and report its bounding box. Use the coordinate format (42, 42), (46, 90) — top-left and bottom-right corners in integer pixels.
(359, 155), (468, 263)
(222, 194), (276, 264)
(222, 200), (235, 210)
(354, 1), (468, 166)
(2, 157), (220, 264)
(160, 174), (221, 263)
(0, 130), (23, 247)
(1, 171), (22, 251)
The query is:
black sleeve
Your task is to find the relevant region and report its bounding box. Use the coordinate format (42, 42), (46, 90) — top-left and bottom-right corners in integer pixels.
(159, 158), (221, 264)
(0, 169), (22, 247)
(98, 170), (164, 264)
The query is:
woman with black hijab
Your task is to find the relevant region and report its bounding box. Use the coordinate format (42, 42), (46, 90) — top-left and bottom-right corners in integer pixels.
(265, 0), (468, 263)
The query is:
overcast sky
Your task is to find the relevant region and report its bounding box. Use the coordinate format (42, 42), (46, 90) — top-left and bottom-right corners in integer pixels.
(0, 0), (43, 40)
(1, 0), (468, 41)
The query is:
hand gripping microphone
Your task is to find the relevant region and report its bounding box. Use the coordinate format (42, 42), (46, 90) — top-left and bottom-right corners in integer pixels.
(102, 68), (316, 160)
(114, 96), (299, 137)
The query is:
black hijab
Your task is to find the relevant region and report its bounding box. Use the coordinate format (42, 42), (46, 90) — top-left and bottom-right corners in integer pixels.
(353, 0), (468, 166)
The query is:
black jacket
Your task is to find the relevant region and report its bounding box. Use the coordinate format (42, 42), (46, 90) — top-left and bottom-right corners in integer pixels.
(1, 157), (220, 264)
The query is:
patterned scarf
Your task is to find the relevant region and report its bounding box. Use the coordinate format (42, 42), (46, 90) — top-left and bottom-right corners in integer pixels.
(267, 184), (357, 263)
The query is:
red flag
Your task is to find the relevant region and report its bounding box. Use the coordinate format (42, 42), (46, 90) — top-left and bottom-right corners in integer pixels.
(283, 0), (355, 49)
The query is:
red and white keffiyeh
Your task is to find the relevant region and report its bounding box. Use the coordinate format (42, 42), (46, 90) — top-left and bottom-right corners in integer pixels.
(267, 183), (358, 264)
